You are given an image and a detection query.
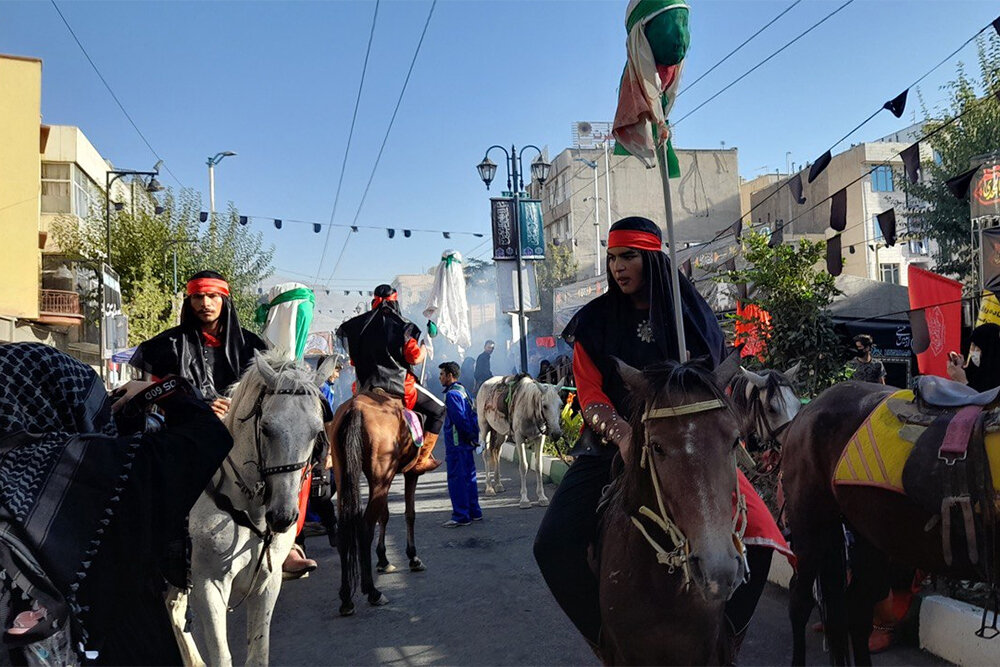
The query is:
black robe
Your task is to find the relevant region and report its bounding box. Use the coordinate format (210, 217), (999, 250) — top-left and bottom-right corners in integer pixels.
(336, 305), (420, 397)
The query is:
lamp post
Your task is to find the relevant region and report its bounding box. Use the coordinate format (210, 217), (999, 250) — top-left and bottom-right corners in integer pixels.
(161, 239), (200, 294)
(105, 161), (163, 266)
(576, 158), (601, 276)
(477, 144), (550, 374)
(207, 151), (237, 217)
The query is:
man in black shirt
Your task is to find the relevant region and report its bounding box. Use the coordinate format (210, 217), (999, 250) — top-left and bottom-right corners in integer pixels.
(474, 340), (495, 392)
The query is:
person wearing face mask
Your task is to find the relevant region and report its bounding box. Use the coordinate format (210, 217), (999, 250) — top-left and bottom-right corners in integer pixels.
(846, 334), (886, 384)
(947, 322), (1000, 391)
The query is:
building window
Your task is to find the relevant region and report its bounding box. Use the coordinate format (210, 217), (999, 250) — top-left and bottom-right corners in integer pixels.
(879, 262), (900, 284)
(908, 238), (929, 255)
(871, 165), (894, 192)
(41, 163), (72, 214)
(73, 167), (100, 218)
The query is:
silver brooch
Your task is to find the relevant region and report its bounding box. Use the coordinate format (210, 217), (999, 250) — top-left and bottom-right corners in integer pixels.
(637, 319), (654, 343)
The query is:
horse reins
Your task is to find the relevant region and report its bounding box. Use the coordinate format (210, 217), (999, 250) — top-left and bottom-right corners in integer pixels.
(206, 384), (314, 611)
(631, 399), (750, 590)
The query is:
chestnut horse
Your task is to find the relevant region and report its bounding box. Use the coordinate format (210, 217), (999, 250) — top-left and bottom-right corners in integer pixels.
(781, 381), (997, 665)
(597, 360), (749, 665)
(327, 391), (426, 617)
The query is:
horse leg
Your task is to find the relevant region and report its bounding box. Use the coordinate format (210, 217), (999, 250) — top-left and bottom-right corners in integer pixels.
(818, 538), (851, 666)
(404, 472), (426, 571)
(516, 437), (531, 509)
(536, 435), (549, 507)
(789, 554), (818, 666)
(492, 430), (505, 493)
(190, 576), (233, 667)
(846, 533), (890, 667)
(482, 432), (496, 496)
(244, 570), (281, 667)
(165, 586), (204, 667)
(363, 488), (390, 606)
(376, 499), (396, 574)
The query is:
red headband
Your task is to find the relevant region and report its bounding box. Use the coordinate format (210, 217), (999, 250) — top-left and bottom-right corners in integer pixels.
(606, 229), (662, 252)
(372, 293), (398, 308)
(186, 277), (230, 297)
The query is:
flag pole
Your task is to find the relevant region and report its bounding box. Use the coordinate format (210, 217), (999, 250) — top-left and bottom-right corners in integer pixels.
(655, 141), (687, 359)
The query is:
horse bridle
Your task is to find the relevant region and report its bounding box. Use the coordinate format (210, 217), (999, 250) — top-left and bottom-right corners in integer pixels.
(631, 399), (750, 590)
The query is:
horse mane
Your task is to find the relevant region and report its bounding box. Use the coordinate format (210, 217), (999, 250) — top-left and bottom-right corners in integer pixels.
(225, 350), (322, 430)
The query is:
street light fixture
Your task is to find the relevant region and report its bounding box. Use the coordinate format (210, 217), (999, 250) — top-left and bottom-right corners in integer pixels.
(207, 150), (237, 217)
(161, 238), (201, 294)
(476, 144), (550, 374)
(105, 162), (164, 267)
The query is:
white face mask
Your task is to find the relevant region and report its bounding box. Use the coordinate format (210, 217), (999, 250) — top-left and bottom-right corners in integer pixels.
(969, 349), (982, 367)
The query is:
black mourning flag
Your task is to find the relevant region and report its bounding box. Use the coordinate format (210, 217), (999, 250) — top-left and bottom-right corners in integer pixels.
(313, 223), (321, 233)
(876, 208), (897, 246)
(993, 16), (1000, 37)
(789, 173), (806, 204)
(946, 166), (980, 199)
(443, 232), (451, 239)
(901, 142), (921, 184)
(734, 218), (743, 239)
(808, 151), (832, 183)
(199, 211), (209, 223)
(830, 188), (847, 232)
(351, 225), (359, 232)
(387, 228), (396, 238)
(908, 308), (930, 354)
(274, 219), (282, 230)
(883, 89), (908, 118)
(403, 230), (412, 238)
(238, 216), (248, 226)
(826, 234), (843, 276)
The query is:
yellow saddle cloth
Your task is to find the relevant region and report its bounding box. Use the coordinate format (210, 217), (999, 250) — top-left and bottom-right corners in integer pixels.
(833, 390), (1000, 493)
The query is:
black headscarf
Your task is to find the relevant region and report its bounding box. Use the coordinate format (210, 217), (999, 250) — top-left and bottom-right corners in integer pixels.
(563, 217), (725, 414)
(966, 323), (1000, 392)
(130, 271), (266, 398)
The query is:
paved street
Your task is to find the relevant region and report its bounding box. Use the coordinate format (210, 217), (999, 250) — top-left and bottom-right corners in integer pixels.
(228, 452), (946, 665)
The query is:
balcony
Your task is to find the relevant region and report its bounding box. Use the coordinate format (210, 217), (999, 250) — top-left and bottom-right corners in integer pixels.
(37, 289), (84, 326)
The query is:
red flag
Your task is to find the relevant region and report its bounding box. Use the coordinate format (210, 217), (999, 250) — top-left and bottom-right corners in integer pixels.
(907, 267), (962, 378)
(734, 301), (770, 362)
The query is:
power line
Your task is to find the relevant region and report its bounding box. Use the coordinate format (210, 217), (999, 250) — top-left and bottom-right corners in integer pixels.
(677, 0), (803, 98)
(49, 0), (183, 187)
(314, 0), (380, 280)
(672, 0), (855, 128)
(326, 230), (355, 288)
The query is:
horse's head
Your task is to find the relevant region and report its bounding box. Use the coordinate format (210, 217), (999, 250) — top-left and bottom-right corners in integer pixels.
(535, 377), (565, 441)
(615, 358), (745, 602)
(228, 350), (325, 533)
(736, 363), (801, 446)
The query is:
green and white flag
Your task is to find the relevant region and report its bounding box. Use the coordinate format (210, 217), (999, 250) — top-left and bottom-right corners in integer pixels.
(257, 282), (315, 361)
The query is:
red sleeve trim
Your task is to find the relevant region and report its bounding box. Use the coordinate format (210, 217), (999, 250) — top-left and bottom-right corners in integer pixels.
(574, 342), (613, 410)
(403, 338), (424, 364)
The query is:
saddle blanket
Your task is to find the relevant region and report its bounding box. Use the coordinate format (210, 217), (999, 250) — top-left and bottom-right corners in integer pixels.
(833, 390), (1000, 493)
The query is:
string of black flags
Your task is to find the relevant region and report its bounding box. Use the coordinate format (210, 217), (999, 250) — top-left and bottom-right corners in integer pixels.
(688, 15), (1000, 280)
(198, 210), (484, 241)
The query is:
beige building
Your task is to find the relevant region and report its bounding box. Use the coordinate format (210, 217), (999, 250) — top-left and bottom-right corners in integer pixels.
(528, 144), (741, 281)
(746, 141), (935, 286)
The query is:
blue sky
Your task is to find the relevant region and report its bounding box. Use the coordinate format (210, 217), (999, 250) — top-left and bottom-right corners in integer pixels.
(3, 0), (997, 289)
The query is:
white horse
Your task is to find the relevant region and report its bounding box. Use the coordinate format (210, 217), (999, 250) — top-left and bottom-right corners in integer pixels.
(729, 363), (802, 450)
(476, 375), (564, 509)
(168, 351), (329, 667)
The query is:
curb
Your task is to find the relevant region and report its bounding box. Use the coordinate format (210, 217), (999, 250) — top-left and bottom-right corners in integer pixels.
(766, 549), (998, 665)
(498, 443), (568, 484)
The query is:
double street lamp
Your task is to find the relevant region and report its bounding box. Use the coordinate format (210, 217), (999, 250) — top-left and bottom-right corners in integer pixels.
(105, 161), (163, 267)
(207, 151), (237, 217)
(476, 144), (551, 374)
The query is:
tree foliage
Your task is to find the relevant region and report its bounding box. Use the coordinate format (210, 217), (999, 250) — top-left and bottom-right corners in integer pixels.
(719, 232), (846, 397)
(900, 34), (1000, 282)
(52, 187), (273, 345)
(533, 241), (578, 336)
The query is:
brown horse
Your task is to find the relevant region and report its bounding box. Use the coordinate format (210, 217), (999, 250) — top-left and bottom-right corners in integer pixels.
(597, 360), (749, 665)
(327, 390), (425, 617)
(781, 380), (996, 665)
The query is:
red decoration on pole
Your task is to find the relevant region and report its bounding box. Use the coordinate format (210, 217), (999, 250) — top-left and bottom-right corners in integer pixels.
(907, 266), (962, 378)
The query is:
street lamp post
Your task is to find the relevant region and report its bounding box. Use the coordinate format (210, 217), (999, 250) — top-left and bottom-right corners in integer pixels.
(477, 144), (551, 374)
(161, 239), (200, 294)
(207, 151), (237, 217)
(105, 162), (163, 266)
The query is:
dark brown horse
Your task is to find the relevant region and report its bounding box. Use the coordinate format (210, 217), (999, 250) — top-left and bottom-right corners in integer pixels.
(597, 360), (748, 665)
(327, 390), (425, 617)
(781, 380), (996, 665)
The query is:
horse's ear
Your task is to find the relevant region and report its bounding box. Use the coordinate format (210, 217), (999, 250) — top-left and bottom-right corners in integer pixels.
(613, 358), (647, 394)
(783, 361), (802, 383)
(553, 375), (567, 391)
(740, 366), (768, 389)
(255, 350), (278, 390)
(713, 349), (742, 390)
(314, 355), (339, 388)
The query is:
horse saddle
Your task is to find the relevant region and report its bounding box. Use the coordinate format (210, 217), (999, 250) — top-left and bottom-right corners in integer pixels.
(916, 375), (1000, 408)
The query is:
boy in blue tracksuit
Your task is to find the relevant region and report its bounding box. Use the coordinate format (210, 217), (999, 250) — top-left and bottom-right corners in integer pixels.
(438, 361), (483, 527)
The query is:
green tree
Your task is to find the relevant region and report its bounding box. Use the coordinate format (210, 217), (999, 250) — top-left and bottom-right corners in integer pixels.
(900, 34), (1000, 281)
(52, 187), (273, 345)
(533, 241), (578, 336)
(718, 231), (846, 397)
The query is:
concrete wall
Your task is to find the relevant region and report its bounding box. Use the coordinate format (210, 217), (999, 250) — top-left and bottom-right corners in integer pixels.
(0, 54), (43, 320)
(539, 146), (740, 282)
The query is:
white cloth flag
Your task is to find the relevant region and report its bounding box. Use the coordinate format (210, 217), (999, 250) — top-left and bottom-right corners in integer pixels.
(422, 250), (472, 355)
(261, 282), (314, 361)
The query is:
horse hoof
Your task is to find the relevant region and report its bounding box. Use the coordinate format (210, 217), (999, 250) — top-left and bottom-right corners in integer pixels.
(339, 603), (355, 617)
(410, 558), (426, 572)
(377, 563), (398, 574)
(369, 592), (390, 606)
(496, 484), (505, 493)
(537, 497), (550, 507)
(519, 500), (532, 509)
(485, 488), (497, 497)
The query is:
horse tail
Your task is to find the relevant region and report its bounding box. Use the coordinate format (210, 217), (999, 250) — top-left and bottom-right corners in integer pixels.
(337, 404), (366, 598)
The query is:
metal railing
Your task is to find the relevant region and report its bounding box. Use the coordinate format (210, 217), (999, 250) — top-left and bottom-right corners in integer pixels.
(39, 289), (81, 315)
